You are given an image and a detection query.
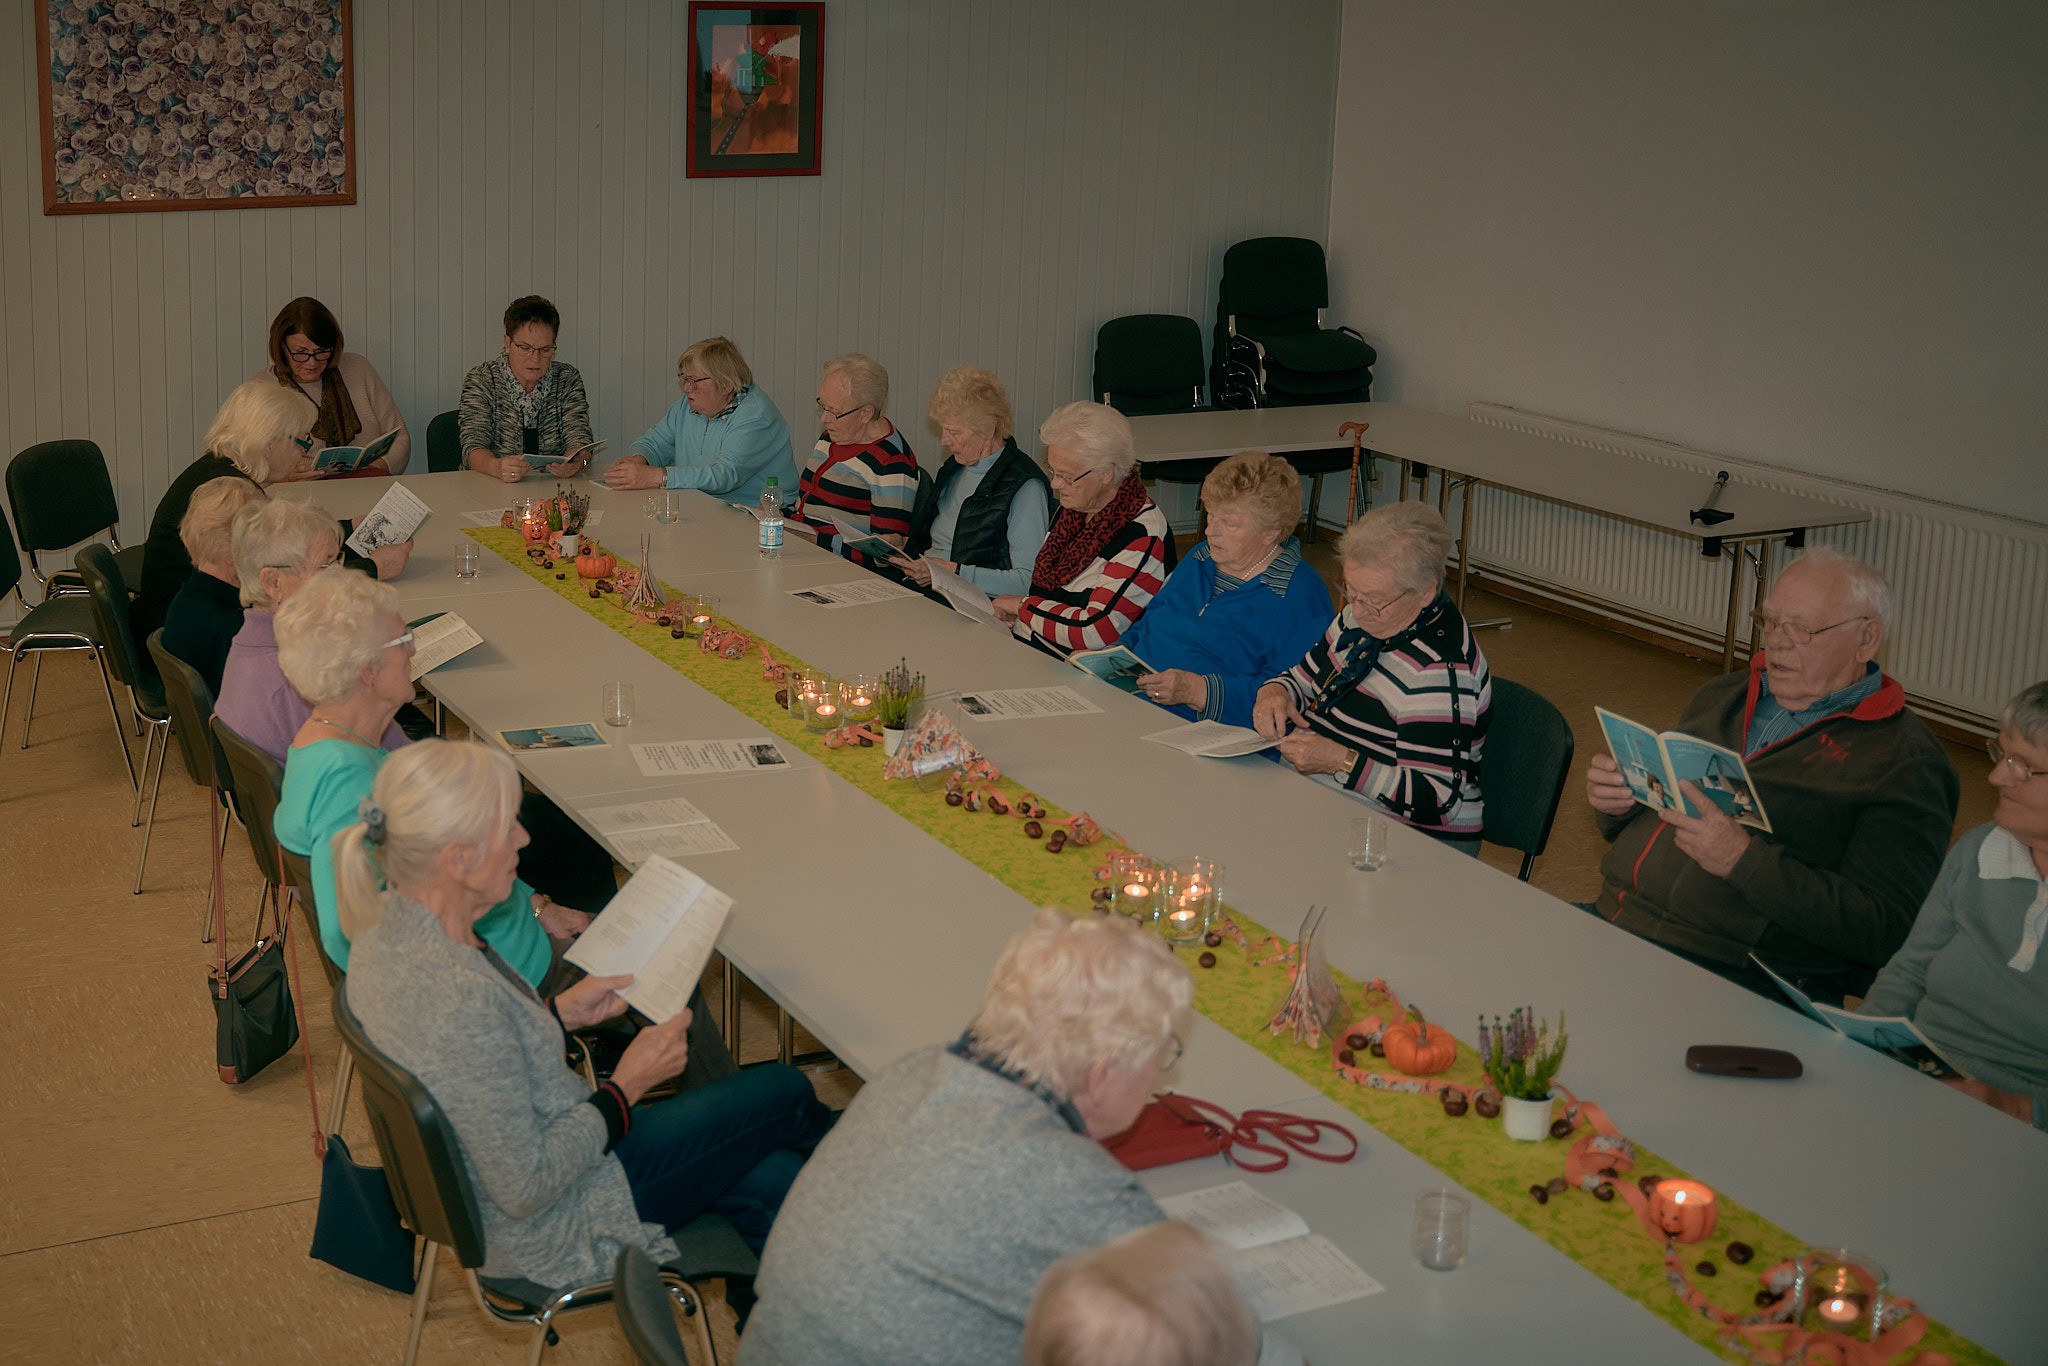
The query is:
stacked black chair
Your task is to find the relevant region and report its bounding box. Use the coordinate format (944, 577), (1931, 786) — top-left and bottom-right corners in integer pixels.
(426, 410), (464, 472)
(1211, 237), (1375, 406)
(5, 438), (146, 600)
(334, 982), (757, 1365)
(2, 504), (127, 759)
(1477, 677), (1576, 881)
(74, 544), (165, 826)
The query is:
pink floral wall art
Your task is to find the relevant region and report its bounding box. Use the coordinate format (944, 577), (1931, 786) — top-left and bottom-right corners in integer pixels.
(36, 0), (356, 214)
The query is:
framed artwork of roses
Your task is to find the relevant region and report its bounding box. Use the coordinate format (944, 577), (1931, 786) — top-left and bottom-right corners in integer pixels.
(685, 3), (823, 179)
(35, 0), (357, 214)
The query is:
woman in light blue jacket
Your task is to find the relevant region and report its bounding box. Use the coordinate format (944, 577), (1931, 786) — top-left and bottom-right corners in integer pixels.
(605, 335), (795, 505)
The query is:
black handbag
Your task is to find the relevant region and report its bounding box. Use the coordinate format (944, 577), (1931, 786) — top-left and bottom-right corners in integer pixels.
(310, 1134), (418, 1292)
(208, 795), (300, 1084)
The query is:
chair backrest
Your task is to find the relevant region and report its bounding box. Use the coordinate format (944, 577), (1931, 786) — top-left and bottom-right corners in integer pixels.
(74, 543), (150, 690)
(1, 503), (25, 607)
(1094, 315), (1205, 416)
(426, 411), (463, 473)
(211, 713), (292, 888)
(1478, 677), (1576, 879)
(146, 628), (221, 789)
(613, 1247), (691, 1366)
(6, 439), (121, 560)
(331, 980), (489, 1267)
(1219, 236), (1331, 334)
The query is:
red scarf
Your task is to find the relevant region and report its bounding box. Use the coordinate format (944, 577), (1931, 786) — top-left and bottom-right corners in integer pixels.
(1030, 471), (1152, 592)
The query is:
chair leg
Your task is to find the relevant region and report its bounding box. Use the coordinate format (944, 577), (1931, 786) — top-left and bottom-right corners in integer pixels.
(667, 1278), (720, 1365)
(1306, 472), (1327, 542)
(404, 1242), (440, 1366)
(23, 652), (45, 748)
(130, 717), (166, 827)
(1517, 853), (1535, 881)
(96, 652), (139, 789)
(202, 807), (229, 943)
(132, 723), (170, 893)
(328, 1049), (355, 1140)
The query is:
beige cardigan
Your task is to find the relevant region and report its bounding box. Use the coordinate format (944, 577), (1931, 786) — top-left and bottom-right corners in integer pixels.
(246, 350), (413, 473)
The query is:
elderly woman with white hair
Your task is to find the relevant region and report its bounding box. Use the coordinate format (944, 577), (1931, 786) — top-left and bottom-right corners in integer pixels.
(891, 365), (1051, 597)
(1255, 500), (1491, 846)
(1118, 451), (1332, 728)
(1859, 680), (2048, 1131)
(270, 568), (592, 978)
(605, 335), (796, 504)
(1024, 1221), (1261, 1366)
(782, 352), (921, 570)
(338, 739), (833, 1291)
(158, 476), (268, 691)
(991, 402), (1169, 659)
(743, 908), (1192, 1366)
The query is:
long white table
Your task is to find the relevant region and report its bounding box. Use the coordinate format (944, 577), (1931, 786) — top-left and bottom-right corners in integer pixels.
(1129, 402), (1872, 670)
(312, 472), (2043, 1363)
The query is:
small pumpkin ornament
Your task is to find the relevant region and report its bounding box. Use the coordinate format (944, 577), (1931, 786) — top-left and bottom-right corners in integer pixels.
(1381, 1008), (1457, 1077)
(576, 543), (617, 580)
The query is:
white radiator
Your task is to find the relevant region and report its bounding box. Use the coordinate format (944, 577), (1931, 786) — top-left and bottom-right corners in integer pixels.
(1446, 403), (2048, 732)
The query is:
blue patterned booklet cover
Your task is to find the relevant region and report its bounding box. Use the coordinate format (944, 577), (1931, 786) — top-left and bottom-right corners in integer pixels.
(1595, 706), (1772, 832)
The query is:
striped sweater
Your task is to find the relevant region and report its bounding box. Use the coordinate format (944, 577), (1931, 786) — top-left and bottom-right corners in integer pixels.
(789, 427), (921, 570)
(1012, 502), (1169, 659)
(1268, 594), (1491, 838)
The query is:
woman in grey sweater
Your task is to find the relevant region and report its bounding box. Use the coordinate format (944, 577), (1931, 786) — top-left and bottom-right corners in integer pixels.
(340, 739), (832, 1289)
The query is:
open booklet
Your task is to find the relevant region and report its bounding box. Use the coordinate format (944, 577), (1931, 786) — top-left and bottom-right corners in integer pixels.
(1145, 719), (1283, 758)
(1157, 1181), (1384, 1320)
(1750, 954), (1961, 1079)
(926, 562), (1007, 629)
(523, 438), (605, 468)
(345, 482), (430, 557)
(1595, 707), (1772, 832)
(564, 855), (735, 1024)
(313, 426), (403, 473)
(825, 514), (901, 561)
(404, 611), (484, 680)
(1067, 644), (1150, 693)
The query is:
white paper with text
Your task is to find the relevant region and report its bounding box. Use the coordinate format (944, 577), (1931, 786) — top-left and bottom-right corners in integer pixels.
(563, 855), (733, 1023)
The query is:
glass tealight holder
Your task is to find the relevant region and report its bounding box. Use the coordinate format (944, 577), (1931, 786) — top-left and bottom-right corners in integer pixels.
(1793, 1248), (1887, 1342)
(683, 595), (717, 638)
(1108, 852), (1163, 922)
(796, 672), (840, 732)
(1161, 857), (1224, 944)
(840, 674), (878, 724)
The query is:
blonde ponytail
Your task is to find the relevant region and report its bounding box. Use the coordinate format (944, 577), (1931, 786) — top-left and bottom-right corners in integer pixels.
(331, 740), (523, 939)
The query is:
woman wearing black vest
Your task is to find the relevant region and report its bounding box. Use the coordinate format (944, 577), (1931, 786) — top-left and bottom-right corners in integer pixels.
(892, 366), (1051, 597)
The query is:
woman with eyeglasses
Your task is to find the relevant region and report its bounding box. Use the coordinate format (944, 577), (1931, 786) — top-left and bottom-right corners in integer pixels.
(251, 296), (412, 475)
(460, 296), (596, 485)
(1859, 681), (2048, 1131)
(1253, 500), (1491, 848)
(604, 335), (795, 504)
(781, 352), (920, 570)
(990, 402), (1168, 658)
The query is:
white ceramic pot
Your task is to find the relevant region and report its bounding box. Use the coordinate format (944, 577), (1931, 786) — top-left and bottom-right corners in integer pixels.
(882, 726), (906, 756)
(1500, 1094), (1554, 1141)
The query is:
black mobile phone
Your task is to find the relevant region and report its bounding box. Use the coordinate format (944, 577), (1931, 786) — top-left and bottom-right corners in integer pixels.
(1686, 1045), (1803, 1079)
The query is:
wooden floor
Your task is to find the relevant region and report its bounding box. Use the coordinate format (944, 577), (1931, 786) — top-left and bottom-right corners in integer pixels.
(0, 578), (1994, 1364)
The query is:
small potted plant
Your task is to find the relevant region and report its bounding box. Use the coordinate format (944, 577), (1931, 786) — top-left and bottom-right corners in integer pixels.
(873, 658), (925, 755)
(552, 484), (591, 554)
(1478, 1007), (1568, 1140)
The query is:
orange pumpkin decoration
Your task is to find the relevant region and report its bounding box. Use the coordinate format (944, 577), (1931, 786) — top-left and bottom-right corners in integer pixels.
(1381, 1009), (1457, 1076)
(521, 518), (550, 543)
(576, 544), (617, 579)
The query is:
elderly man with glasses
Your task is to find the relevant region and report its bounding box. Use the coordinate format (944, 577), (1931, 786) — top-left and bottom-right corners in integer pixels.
(1584, 547), (1960, 1006)
(779, 352), (922, 569)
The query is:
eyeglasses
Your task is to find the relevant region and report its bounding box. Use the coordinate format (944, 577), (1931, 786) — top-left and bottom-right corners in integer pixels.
(1750, 611), (1871, 646)
(679, 373), (716, 389)
(1987, 738), (2048, 782)
(1160, 1035), (1184, 1070)
(381, 631), (417, 655)
(268, 549), (341, 575)
(285, 346), (334, 363)
(815, 398), (865, 420)
(510, 342), (557, 359)
(1346, 583), (1418, 617)
(1047, 464), (1105, 489)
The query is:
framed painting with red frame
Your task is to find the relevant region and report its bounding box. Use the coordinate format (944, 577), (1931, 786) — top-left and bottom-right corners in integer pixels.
(685, 3), (824, 179)
(34, 0), (357, 215)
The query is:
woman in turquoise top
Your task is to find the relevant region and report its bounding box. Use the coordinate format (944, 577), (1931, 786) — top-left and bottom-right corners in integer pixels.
(603, 335), (795, 506)
(271, 567), (589, 981)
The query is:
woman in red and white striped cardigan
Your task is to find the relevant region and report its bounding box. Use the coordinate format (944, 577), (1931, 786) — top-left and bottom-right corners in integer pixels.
(993, 402), (1168, 659)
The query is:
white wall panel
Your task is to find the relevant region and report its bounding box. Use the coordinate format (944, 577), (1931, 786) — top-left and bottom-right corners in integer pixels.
(1, 0), (1338, 564)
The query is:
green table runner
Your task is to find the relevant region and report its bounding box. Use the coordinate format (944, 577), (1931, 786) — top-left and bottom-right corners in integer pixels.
(469, 527), (1995, 1365)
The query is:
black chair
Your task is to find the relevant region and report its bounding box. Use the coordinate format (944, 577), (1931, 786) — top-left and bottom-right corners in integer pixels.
(426, 410), (464, 473)
(144, 630), (235, 917)
(614, 1246), (695, 1365)
(1478, 677), (1576, 881)
(1211, 237), (1375, 406)
(333, 982), (755, 1366)
(5, 438), (145, 600)
(75, 544), (165, 814)
(211, 715), (315, 967)
(1094, 314), (1225, 539)
(2, 503), (128, 759)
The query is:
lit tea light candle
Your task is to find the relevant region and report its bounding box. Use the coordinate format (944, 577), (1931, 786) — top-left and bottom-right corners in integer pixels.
(1123, 882), (1150, 898)
(814, 702), (838, 720)
(1817, 1295), (1863, 1328)
(1650, 1180), (1719, 1243)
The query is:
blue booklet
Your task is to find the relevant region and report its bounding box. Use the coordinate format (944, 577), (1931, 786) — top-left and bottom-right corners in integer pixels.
(1750, 954), (1960, 1080)
(1595, 707), (1771, 832)
(313, 426), (402, 473)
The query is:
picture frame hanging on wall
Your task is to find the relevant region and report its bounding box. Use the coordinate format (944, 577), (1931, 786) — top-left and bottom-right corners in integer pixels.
(34, 0), (357, 214)
(685, 2), (824, 179)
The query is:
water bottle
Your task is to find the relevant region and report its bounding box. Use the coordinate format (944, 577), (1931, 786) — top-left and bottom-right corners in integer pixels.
(758, 478), (784, 558)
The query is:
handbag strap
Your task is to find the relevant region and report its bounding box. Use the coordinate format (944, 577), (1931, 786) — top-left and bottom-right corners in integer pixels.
(1159, 1094), (1361, 1174)
(209, 784), (230, 988)
(276, 843), (327, 1160)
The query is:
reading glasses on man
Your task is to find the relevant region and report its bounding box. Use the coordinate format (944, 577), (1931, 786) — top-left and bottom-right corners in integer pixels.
(285, 346), (334, 362)
(1749, 611), (1870, 645)
(1987, 739), (2048, 782)
(511, 342), (557, 359)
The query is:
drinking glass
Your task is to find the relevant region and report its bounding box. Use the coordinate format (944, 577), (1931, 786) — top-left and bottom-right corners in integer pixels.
(455, 542), (479, 579)
(1412, 1189), (1468, 1271)
(1348, 811), (1390, 871)
(601, 681), (634, 728)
